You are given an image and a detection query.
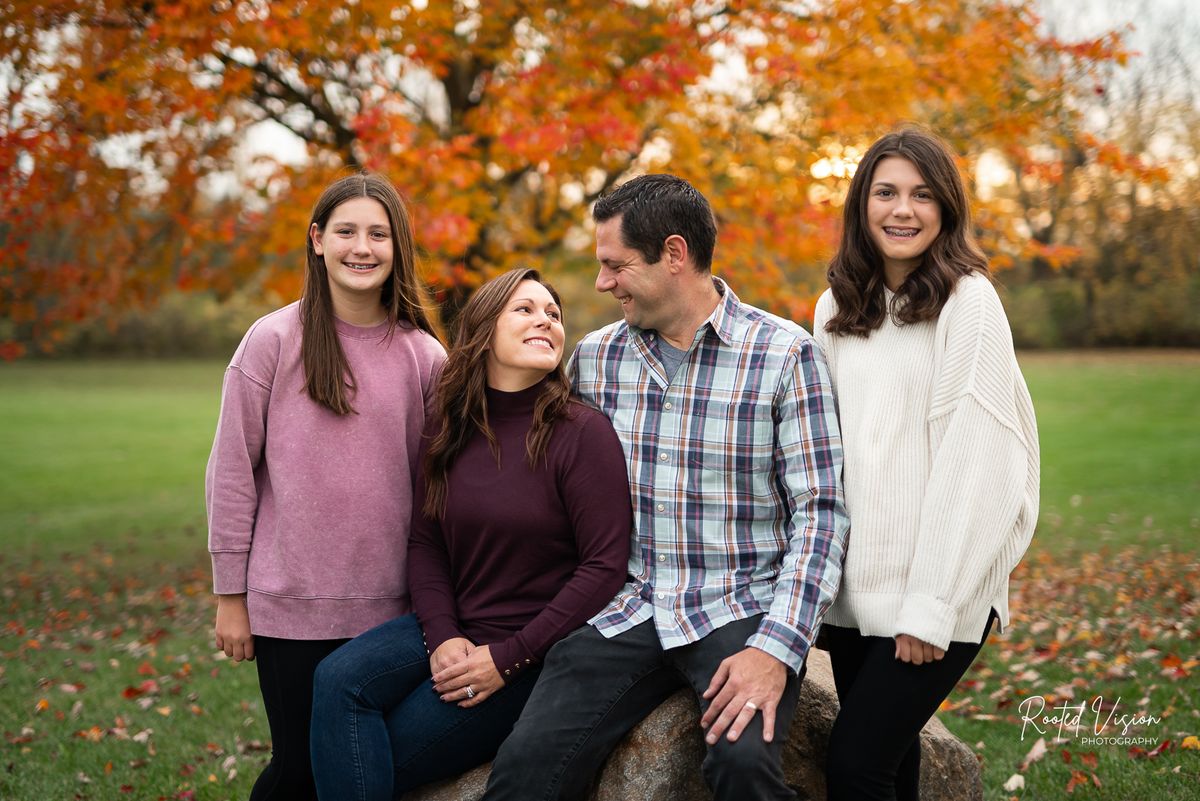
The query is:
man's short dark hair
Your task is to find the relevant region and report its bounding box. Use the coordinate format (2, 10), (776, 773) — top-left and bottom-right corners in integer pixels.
(592, 174), (717, 272)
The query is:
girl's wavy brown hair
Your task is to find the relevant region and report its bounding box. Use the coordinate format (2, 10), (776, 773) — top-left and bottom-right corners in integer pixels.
(824, 127), (989, 337)
(422, 268), (572, 518)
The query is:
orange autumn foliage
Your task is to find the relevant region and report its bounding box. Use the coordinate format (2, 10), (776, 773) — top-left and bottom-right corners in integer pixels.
(1, 0), (1131, 354)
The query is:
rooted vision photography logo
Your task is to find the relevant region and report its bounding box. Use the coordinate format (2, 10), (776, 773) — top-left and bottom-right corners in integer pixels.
(1018, 694), (1164, 745)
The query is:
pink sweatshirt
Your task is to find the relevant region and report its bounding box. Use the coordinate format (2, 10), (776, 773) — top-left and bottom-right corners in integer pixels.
(205, 302), (446, 640)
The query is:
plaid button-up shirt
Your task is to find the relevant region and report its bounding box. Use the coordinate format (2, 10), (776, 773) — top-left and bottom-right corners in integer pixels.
(570, 279), (848, 672)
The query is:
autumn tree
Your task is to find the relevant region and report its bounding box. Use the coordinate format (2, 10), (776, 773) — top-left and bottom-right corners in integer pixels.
(984, 0), (1200, 346)
(1, 0), (1129, 356)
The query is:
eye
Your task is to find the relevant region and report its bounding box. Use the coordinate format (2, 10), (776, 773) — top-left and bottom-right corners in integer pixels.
(873, 188), (894, 198)
(371, 230), (389, 239)
(914, 191), (935, 202)
(547, 309), (562, 321)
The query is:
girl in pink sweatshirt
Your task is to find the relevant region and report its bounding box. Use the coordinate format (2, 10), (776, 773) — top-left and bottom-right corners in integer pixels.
(205, 173), (446, 801)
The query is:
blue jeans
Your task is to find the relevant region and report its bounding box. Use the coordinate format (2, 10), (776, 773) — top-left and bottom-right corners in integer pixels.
(310, 614), (541, 801)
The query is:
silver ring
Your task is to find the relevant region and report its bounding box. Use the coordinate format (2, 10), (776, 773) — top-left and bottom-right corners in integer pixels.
(744, 701), (757, 711)
(465, 685), (476, 699)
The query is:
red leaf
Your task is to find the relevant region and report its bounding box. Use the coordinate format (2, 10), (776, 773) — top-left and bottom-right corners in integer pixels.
(1147, 740), (1173, 758)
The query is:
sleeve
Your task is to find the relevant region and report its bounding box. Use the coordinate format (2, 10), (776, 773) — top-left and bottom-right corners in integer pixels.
(894, 281), (1038, 649)
(407, 436), (465, 654)
(812, 289), (834, 354)
(205, 364), (270, 595)
(745, 340), (849, 673)
(486, 411), (633, 678)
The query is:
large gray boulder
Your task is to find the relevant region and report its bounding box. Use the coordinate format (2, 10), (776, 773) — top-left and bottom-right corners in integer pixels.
(402, 649), (981, 801)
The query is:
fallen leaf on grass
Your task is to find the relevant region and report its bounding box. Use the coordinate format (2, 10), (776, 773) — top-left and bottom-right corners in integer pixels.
(1020, 737), (1047, 771)
(1147, 740), (1173, 758)
(1003, 774), (1025, 791)
(1181, 735), (1200, 750)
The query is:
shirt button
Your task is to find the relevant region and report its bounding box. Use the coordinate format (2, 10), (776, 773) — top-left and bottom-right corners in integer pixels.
(664, 401), (673, 410)
(656, 592), (665, 600)
(656, 503), (665, 512)
(504, 669), (511, 676)
(657, 554), (666, 562)
(659, 453), (668, 462)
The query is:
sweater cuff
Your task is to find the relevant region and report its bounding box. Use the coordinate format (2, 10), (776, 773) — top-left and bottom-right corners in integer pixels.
(488, 637), (538, 685)
(895, 594), (957, 651)
(421, 617), (466, 656)
(745, 618), (810, 675)
(211, 551), (249, 595)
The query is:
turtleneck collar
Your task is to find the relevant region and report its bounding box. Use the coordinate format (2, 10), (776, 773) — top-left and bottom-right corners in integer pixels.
(484, 376), (549, 418)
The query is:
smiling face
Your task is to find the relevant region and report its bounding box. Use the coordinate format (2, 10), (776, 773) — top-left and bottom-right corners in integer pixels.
(866, 156), (943, 287)
(310, 196), (394, 318)
(594, 215), (673, 331)
(485, 279), (566, 391)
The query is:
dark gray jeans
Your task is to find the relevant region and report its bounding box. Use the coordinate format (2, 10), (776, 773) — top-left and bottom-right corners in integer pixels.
(481, 615), (805, 801)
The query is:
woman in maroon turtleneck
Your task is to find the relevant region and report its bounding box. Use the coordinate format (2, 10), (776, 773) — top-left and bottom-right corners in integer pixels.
(310, 268), (632, 801)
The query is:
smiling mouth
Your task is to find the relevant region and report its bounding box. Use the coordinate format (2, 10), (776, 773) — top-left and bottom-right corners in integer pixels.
(883, 227), (919, 238)
(524, 338), (553, 349)
(345, 263), (378, 271)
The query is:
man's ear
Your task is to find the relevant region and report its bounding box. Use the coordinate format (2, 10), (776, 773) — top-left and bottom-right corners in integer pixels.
(663, 234), (690, 274)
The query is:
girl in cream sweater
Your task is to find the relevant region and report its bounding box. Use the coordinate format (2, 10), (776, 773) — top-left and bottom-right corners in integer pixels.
(814, 128), (1039, 801)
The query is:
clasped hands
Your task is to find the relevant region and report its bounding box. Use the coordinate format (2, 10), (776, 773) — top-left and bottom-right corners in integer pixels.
(429, 637), (504, 708)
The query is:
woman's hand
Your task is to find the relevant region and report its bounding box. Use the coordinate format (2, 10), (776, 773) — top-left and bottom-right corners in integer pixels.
(215, 594), (254, 662)
(894, 634), (945, 665)
(429, 637), (473, 675)
(432, 644), (504, 708)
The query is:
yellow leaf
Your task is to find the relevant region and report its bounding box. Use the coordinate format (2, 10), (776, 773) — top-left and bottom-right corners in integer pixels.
(1182, 736), (1200, 751)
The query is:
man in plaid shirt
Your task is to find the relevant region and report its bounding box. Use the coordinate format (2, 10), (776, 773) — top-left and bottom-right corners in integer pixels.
(483, 174), (848, 800)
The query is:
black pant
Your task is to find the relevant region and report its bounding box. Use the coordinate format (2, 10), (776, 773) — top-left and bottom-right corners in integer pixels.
(823, 612), (995, 801)
(250, 635), (348, 801)
(482, 616), (804, 801)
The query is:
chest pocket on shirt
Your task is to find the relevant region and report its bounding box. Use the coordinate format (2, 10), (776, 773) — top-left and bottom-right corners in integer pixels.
(685, 393), (775, 503)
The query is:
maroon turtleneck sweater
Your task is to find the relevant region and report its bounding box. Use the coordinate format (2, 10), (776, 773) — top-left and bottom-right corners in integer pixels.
(408, 381), (632, 682)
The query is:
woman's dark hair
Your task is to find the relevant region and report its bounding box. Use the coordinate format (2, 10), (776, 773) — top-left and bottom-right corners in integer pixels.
(301, 172), (442, 415)
(824, 127), (989, 336)
(422, 267), (572, 518)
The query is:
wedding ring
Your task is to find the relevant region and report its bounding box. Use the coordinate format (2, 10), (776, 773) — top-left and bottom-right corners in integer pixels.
(744, 701), (757, 711)
(465, 685), (476, 699)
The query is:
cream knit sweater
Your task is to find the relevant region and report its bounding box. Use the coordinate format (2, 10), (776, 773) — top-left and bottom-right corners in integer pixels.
(813, 273), (1039, 649)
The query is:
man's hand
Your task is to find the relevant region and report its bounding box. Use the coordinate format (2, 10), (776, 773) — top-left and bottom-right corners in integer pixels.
(432, 644), (505, 708)
(894, 634), (945, 665)
(429, 637), (472, 675)
(214, 594), (254, 662)
(700, 647), (788, 744)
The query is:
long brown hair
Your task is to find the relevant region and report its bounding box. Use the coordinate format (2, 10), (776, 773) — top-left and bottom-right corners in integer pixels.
(824, 127), (989, 336)
(301, 172), (442, 414)
(422, 268), (573, 518)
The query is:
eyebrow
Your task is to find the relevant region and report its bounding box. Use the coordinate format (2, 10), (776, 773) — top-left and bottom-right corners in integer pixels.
(330, 220), (391, 229)
(871, 181), (930, 189)
(510, 297), (560, 308)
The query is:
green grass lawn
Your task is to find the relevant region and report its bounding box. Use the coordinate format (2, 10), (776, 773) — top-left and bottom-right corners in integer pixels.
(1, 354), (1197, 800)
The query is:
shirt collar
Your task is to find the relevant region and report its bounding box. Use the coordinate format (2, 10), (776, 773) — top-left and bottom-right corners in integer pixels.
(628, 275), (739, 350)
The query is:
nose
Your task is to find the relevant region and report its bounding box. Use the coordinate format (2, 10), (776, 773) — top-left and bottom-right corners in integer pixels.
(595, 265), (616, 294)
(893, 195), (913, 217)
(352, 232), (372, 253)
